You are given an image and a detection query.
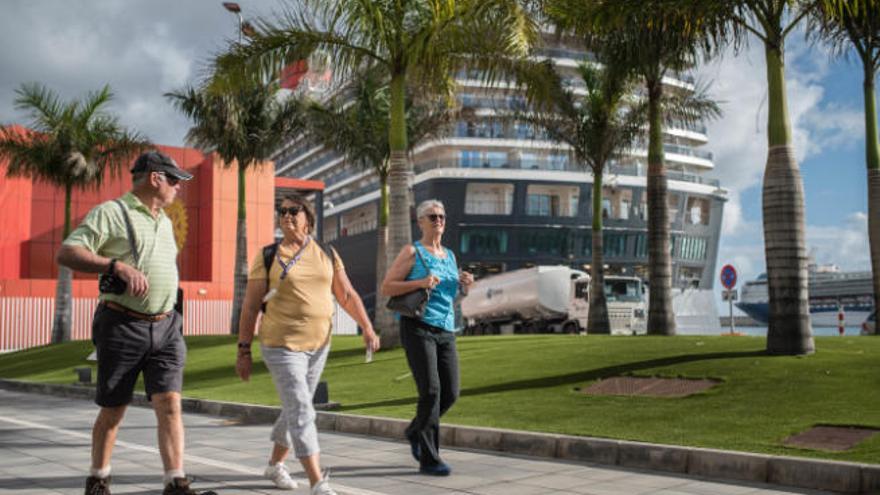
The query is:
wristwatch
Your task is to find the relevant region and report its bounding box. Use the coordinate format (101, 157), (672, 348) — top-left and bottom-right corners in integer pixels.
(237, 341), (251, 349)
(107, 258), (117, 275)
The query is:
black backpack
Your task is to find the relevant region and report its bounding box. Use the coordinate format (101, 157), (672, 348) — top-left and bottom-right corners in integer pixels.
(260, 239), (336, 313)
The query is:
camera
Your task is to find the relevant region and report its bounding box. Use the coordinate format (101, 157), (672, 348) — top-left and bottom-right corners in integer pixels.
(98, 273), (127, 294)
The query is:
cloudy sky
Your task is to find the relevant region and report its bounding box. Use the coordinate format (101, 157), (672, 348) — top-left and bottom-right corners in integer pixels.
(0, 1), (873, 310)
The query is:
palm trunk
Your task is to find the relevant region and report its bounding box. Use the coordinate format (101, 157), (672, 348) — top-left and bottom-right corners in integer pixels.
(51, 183), (74, 343)
(864, 66), (880, 336)
(373, 174), (396, 339)
(589, 169), (610, 334)
(229, 165), (248, 335)
(763, 43), (813, 354)
(384, 73), (412, 348)
(645, 78), (675, 336)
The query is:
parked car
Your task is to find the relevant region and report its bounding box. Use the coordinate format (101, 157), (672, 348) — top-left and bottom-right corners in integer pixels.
(861, 310), (875, 336)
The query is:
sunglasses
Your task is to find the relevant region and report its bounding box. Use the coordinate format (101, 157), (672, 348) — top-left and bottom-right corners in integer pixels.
(158, 172), (180, 186)
(277, 206), (303, 217)
(425, 213), (446, 222)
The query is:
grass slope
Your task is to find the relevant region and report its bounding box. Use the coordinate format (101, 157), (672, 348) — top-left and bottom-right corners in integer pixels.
(0, 334), (877, 464)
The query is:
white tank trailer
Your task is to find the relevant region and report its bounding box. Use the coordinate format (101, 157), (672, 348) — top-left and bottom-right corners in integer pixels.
(460, 266), (647, 335)
(460, 266), (590, 335)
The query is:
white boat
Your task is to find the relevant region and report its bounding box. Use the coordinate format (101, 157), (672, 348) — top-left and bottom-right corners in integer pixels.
(736, 264), (873, 327)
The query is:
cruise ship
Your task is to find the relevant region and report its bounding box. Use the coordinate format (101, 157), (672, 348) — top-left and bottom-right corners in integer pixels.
(272, 33), (727, 330)
(737, 264), (874, 327)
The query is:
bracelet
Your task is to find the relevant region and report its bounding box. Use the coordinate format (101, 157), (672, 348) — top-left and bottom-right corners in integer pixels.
(107, 258), (117, 275)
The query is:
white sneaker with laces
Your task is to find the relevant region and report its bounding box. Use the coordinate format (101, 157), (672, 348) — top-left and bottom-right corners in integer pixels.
(310, 471), (337, 495)
(264, 463), (297, 490)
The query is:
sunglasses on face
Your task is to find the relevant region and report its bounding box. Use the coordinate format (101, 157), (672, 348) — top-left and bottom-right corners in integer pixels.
(425, 213), (445, 222)
(158, 172), (180, 186)
(277, 206), (303, 217)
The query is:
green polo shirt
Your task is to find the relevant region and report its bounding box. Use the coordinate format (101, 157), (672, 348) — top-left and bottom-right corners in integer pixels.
(63, 192), (179, 314)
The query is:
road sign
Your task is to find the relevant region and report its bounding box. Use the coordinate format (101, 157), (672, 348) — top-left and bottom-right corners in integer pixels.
(720, 264), (737, 289)
(721, 289), (738, 302)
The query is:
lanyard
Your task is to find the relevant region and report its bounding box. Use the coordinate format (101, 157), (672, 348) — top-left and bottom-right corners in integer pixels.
(277, 236), (311, 280)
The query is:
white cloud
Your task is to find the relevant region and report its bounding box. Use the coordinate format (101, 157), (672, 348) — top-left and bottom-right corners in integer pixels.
(806, 212), (870, 270)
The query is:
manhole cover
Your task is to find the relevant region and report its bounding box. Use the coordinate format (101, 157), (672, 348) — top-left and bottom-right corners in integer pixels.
(580, 376), (719, 397)
(783, 426), (879, 452)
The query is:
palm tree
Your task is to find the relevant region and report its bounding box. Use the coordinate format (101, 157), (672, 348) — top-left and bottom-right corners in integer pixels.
(0, 83), (147, 343)
(516, 60), (645, 333)
(305, 69), (457, 338)
(166, 81), (306, 335)
(548, 0), (720, 336)
(813, 0), (880, 335)
(214, 0), (537, 347)
(712, 0), (818, 354)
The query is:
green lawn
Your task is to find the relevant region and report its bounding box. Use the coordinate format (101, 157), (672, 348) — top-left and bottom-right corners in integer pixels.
(1, 334), (877, 464)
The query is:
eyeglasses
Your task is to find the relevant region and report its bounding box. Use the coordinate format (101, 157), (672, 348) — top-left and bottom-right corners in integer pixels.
(277, 206), (303, 217)
(425, 213), (445, 222)
(158, 173), (180, 186)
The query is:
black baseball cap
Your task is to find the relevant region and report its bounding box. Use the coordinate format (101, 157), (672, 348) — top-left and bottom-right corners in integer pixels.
(130, 150), (194, 181)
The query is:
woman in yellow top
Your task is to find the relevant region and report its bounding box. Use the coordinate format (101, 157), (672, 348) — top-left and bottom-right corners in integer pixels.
(236, 195), (380, 495)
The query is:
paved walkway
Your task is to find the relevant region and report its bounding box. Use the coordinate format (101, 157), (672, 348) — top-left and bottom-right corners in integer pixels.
(0, 390), (831, 495)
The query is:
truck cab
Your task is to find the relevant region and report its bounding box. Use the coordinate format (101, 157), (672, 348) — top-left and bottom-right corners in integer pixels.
(603, 276), (647, 335)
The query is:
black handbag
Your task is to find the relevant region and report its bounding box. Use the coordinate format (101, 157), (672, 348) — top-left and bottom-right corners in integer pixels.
(99, 199), (139, 295)
(386, 245), (432, 319)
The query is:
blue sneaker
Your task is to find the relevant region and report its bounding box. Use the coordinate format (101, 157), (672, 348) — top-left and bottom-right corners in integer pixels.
(408, 436), (420, 462)
(419, 463), (451, 476)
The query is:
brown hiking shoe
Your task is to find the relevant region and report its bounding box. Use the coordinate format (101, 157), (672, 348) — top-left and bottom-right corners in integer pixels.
(84, 476), (111, 495)
(162, 477), (218, 495)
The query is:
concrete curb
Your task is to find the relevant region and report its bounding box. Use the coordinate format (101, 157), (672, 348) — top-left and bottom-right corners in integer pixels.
(2, 379), (877, 494)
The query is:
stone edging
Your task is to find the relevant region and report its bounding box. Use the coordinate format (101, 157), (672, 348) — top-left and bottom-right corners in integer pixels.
(1, 379), (877, 494)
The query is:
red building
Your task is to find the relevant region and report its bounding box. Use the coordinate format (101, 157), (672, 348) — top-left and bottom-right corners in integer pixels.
(0, 143), (321, 350)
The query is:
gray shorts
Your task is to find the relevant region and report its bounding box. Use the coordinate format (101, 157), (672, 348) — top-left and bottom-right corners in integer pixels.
(91, 304), (187, 407)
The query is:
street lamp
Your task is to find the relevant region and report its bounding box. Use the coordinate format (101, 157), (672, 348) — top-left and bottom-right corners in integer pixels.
(222, 2), (243, 45)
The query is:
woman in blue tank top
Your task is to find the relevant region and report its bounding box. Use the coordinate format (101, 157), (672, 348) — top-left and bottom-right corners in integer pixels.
(381, 199), (474, 476)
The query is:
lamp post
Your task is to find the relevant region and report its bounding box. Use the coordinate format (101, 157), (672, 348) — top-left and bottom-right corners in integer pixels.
(222, 2), (243, 45)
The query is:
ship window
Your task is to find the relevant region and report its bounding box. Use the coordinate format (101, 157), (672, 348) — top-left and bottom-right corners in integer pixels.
(485, 151), (507, 168)
(668, 193), (681, 224)
(548, 154), (568, 171)
(603, 233), (627, 258)
(465, 183), (514, 215)
(460, 150), (481, 168)
(686, 197), (711, 225)
(519, 152), (539, 169)
(460, 228), (509, 255)
(634, 233), (647, 258)
(519, 229), (567, 256)
(340, 203), (376, 237)
(602, 187), (633, 220)
(526, 185), (579, 217)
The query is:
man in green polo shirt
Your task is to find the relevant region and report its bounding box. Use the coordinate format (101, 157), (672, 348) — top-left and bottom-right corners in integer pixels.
(57, 151), (216, 495)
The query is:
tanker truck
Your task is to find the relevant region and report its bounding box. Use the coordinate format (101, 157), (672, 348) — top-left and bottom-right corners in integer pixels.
(460, 266), (646, 335)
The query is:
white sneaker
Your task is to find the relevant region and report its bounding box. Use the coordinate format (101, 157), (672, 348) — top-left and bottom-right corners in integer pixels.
(310, 471), (337, 495)
(264, 463), (297, 490)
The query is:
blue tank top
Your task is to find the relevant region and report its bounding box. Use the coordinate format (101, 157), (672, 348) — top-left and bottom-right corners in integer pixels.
(405, 241), (459, 331)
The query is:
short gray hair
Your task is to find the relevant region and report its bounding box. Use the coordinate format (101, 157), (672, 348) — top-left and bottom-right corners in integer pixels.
(416, 199), (445, 219)
(131, 172), (149, 187)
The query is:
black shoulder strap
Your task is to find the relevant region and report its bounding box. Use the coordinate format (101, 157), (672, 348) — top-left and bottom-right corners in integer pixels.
(259, 242), (279, 314)
(113, 199), (140, 267)
(262, 242), (279, 277)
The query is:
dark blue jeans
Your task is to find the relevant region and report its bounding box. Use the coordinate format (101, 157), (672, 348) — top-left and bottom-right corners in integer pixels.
(400, 316), (460, 468)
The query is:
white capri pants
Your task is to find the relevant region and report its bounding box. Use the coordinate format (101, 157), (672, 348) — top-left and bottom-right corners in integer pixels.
(261, 344), (329, 457)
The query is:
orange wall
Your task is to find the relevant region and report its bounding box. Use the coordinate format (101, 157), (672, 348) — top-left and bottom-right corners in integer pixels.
(0, 170), (32, 279)
(0, 143), (276, 299)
